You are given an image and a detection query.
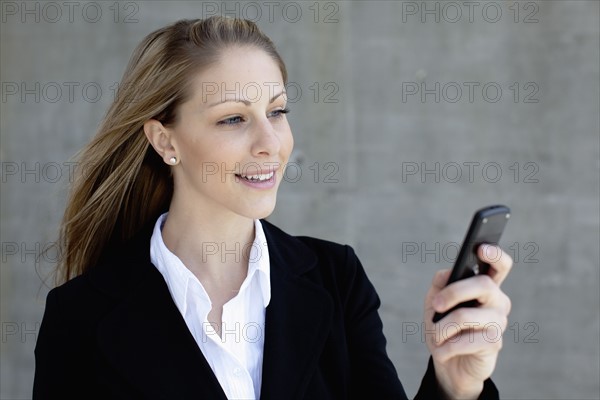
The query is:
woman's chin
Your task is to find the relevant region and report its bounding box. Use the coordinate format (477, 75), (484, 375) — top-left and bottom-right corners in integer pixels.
(245, 199), (277, 221)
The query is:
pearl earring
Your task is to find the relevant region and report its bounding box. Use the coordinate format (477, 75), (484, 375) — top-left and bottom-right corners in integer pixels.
(169, 156), (177, 165)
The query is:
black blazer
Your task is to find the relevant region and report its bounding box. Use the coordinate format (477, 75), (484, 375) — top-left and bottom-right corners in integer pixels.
(33, 220), (498, 399)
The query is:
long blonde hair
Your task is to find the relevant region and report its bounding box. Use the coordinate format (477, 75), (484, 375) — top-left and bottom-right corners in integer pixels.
(56, 17), (288, 284)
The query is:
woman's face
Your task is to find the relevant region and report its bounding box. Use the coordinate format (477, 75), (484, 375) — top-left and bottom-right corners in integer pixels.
(166, 46), (293, 220)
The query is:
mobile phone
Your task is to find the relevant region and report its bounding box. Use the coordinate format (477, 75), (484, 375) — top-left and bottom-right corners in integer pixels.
(432, 205), (510, 323)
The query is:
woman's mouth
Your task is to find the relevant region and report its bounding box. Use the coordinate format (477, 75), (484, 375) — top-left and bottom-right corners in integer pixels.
(235, 170), (277, 189)
(235, 171), (275, 182)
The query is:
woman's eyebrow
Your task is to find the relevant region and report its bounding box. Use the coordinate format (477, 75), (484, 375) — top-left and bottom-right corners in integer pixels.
(269, 90), (286, 103)
(206, 90), (286, 108)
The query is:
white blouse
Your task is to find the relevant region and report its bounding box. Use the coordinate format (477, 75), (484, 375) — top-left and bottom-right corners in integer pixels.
(150, 213), (271, 399)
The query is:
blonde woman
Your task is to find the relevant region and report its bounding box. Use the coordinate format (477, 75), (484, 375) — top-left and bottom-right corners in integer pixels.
(33, 17), (512, 399)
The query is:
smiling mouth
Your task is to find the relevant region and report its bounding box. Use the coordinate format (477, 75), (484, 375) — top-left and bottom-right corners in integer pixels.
(235, 171), (275, 182)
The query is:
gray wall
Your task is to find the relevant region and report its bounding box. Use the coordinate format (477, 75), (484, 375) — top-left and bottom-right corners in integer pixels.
(1, 1), (598, 398)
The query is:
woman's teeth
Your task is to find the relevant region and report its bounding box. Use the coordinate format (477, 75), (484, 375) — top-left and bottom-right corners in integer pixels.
(237, 172), (274, 182)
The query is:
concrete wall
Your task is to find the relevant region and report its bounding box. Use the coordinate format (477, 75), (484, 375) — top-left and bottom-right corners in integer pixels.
(1, 1), (598, 398)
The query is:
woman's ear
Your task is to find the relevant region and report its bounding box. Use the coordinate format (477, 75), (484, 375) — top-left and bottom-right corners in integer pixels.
(143, 119), (178, 165)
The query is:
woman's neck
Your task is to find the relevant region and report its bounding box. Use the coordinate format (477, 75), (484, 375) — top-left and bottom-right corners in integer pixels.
(160, 203), (255, 283)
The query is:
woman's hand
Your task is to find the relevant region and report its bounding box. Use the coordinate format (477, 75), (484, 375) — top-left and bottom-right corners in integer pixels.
(424, 244), (513, 400)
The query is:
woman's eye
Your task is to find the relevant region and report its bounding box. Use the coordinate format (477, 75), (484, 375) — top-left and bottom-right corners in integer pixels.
(217, 108), (289, 126)
(269, 107), (290, 118)
(217, 116), (244, 125)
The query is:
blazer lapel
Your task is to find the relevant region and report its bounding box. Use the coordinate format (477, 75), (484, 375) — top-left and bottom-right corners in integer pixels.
(259, 221), (334, 400)
(92, 227), (227, 399)
(96, 263), (228, 399)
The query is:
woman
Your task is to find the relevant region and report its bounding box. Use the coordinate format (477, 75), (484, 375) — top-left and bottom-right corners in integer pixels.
(33, 17), (512, 399)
